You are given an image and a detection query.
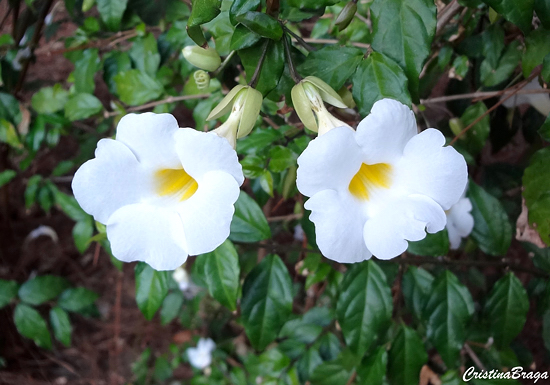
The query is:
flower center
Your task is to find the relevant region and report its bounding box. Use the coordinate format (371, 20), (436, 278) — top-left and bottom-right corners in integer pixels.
(155, 168), (198, 201)
(349, 163), (392, 201)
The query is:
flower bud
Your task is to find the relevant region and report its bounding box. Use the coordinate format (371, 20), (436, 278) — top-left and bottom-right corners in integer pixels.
(208, 86), (263, 148)
(182, 46), (221, 72)
(335, 2), (357, 31)
(194, 70), (211, 90)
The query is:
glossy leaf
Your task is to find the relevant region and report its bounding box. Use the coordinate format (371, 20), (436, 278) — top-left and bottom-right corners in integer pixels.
(484, 273), (529, 348)
(31, 85), (69, 114)
(0, 170), (16, 189)
(407, 230), (450, 257)
(237, 12), (283, 40)
(336, 261), (392, 356)
(371, 0), (436, 100)
(424, 271), (474, 367)
(523, 147), (550, 245)
(241, 255), (293, 350)
(135, 263), (169, 320)
(188, 0), (221, 27)
(351, 52), (411, 116)
(230, 0), (260, 25)
(129, 33), (161, 77)
(50, 306), (72, 347)
(114, 70), (164, 106)
(14, 304), (52, 349)
(229, 191), (271, 242)
(469, 181), (513, 255)
(357, 346), (387, 385)
(240, 40), (285, 95)
(460, 102), (490, 155)
(58, 287), (99, 313)
(193, 240), (240, 310)
(481, 41), (522, 87)
(97, 0), (128, 30)
(523, 28), (550, 78)
(535, 0), (550, 28)
(230, 24), (261, 51)
(72, 49), (101, 94)
(0, 279), (18, 309)
(64, 93), (103, 121)
(482, 0), (533, 33)
(160, 291), (184, 325)
(309, 350), (356, 385)
(18, 275), (70, 306)
(402, 266), (434, 321)
(388, 325), (428, 385)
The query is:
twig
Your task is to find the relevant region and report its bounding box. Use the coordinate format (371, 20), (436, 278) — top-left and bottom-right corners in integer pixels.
(436, 0), (461, 37)
(212, 50), (236, 77)
(301, 37), (370, 49)
(284, 25), (315, 52)
(464, 343), (487, 371)
(267, 213), (302, 222)
(283, 33), (302, 83)
(249, 40), (270, 88)
(103, 93), (212, 118)
(421, 88), (550, 104)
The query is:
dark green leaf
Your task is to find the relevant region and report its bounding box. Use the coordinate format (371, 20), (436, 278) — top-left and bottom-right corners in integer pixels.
(135, 263), (169, 320)
(0, 170), (16, 188)
(18, 275), (70, 306)
(460, 102), (490, 155)
(0, 92), (21, 125)
(407, 230), (450, 257)
(31, 85), (69, 114)
(482, 24), (505, 69)
(371, 0), (436, 100)
(236, 12), (282, 40)
(469, 181), (513, 255)
(230, 24), (261, 51)
(484, 273), (529, 348)
(188, 0), (221, 27)
(298, 46), (364, 90)
(72, 49), (101, 94)
(424, 271), (474, 367)
(240, 40), (285, 95)
(357, 346), (387, 385)
(481, 41), (522, 87)
(64, 93), (103, 121)
(50, 184), (89, 222)
(535, 0), (550, 29)
(336, 261), (392, 356)
(542, 53), (550, 84)
(160, 291), (184, 325)
(193, 240), (240, 310)
(0, 279), (18, 309)
(241, 255), (293, 350)
(114, 70), (164, 105)
(351, 52), (412, 116)
(287, 0), (340, 9)
(97, 0), (128, 30)
(237, 127), (283, 155)
(523, 147), (550, 245)
(229, 0), (261, 25)
(268, 145), (296, 173)
(0, 119), (22, 149)
(259, 170), (273, 196)
(309, 350), (356, 385)
(153, 356), (172, 382)
(50, 306), (72, 347)
(523, 28), (550, 78)
(129, 33), (161, 77)
(229, 191), (271, 242)
(58, 287), (99, 313)
(14, 304), (52, 349)
(73, 218), (94, 254)
(402, 266), (434, 321)
(388, 325), (428, 385)
(297, 349), (323, 382)
(482, 0), (533, 33)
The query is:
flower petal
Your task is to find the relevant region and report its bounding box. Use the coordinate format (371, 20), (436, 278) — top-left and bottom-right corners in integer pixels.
(106, 204), (188, 270)
(72, 139), (154, 224)
(297, 126), (363, 197)
(355, 99), (417, 164)
(174, 129), (244, 185)
(446, 197), (474, 249)
(394, 128), (467, 210)
(363, 195), (446, 260)
(178, 170), (240, 255)
(305, 190), (371, 263)
(115, 113), (182, 169)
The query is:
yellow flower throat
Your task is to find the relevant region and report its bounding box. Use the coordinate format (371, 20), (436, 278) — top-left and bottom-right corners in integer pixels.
(348, 163), (392, 200)
(155, 168), (198, 201)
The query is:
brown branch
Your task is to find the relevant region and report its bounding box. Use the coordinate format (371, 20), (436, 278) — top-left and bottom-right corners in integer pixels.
(301, 37), (370, 49)
(421, 88), (550, 104)
(103, 93), (212, 118)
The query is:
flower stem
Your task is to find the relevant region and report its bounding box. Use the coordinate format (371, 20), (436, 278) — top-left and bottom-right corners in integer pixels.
(282, 33), (302, 83)
(282, 25), (315, 52)
(248, 40), (270, 89)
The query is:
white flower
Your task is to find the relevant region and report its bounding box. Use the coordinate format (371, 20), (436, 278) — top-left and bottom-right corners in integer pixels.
(186, 338), (216, 369)
(446, 193), (474, 249)
(172, 267), (191, 291)
(296, 99), (468, 262)
(72, 113), (244, 270)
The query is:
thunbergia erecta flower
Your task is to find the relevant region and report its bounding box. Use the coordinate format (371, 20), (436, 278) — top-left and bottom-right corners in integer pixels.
(187, 338), (216, 369)
(296, 99), (468, 262)
(445, 191), (474, 249)
(72, 113), (244, 270)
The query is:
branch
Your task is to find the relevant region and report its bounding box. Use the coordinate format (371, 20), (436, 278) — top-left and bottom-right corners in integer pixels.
(421, 88), (550, 104)
(301, 37), (370, 50)
(103, 94), (212, 118)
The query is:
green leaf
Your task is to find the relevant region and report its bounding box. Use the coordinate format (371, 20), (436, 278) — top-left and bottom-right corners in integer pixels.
(484, 273), (529, 348)
(469, 181), (513, 255)
(0, 119), (22, 149)
(73, 218), (94, 254)
(351, 52), (412, 116)
(542, 53), (550, 84)
(0, 170), (16, 188)
(193, 240), (240, 310)
(481, 41), (522, 87)
(297, 349), (323, 382)
(97, 0), (128, 30)
(50, 184), (89, 222)
(523, 147), (550, 245)
(298, 46), (364, 91)
(523, 28), (550, 78)
(135, 263), (169, 320)
(482, 24), (505, 69)
(188, 0), (221, 27)
(50, 306), (72, 347)
(103, 51), (132, 94)
(388, 325), (428, 385)
(229, 191), (271, 242)
(72, 49), (101, 94)
(14, 304), (52, 349)
(58, 287), (99, 313)
(129, 33), (161, 77)
(535, 0), (550, 29)
(482, 0), (533, 33)
(64, 93), (103, 121)
(230, 24), (261, 51)
(287, 0), (340, 9)
(0, 92), (21, 125)
(259, 170), (274, 196)
(402, 266), (434, 321)
(31, 85), (69, 114)
(424, 271), (474, 367)
(241, 255), (293, 350)
(357, 346), (387, 385)
(309, 350), (356, 385)
(18, 275), (70, 306)
(371, 0), (436, 100)
(160, 291), (184, 325)
(268, 145), (296, 173)
(0, 279), (19, 309)
(240, 40), (285, 96)
(336, 261), (392, 356)
(114, 70), (164, 106)
(237, 12), (282, 40)
(229, 0), (261, 25)
(460, 102), (490, 155)
(407, 230), (450, 257)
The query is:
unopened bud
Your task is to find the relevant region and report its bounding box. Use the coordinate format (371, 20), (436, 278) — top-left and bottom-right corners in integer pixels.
(337, 86), (356, 108)
(335, 2), (357, 31)
(182, 46), (221, 72)
(449, 118), (464, 138)
(194, 70), (211, 90)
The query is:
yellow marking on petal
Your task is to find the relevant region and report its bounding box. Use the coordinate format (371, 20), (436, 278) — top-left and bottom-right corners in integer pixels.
(349, 163), (392, 201)
(155, 168), (198, 201)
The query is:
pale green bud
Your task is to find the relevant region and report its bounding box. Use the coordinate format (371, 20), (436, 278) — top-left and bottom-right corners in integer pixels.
(449, 118), (464, 138)
(193, 70), (211, 90)
(335, 2), (357, 31)
(182, 46), (221, 72)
